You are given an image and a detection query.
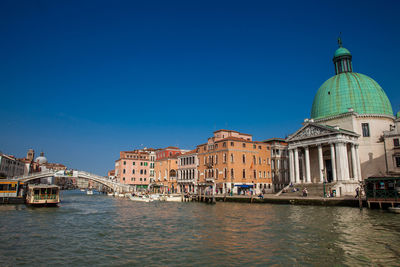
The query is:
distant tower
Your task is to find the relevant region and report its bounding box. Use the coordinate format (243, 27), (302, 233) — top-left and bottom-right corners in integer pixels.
(27, 149), (35, 161)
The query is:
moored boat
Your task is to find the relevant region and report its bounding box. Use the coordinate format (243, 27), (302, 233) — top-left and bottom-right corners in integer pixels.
(388, 207), (400, 214)
(86, 190), (94, 195)
(160, 195), (182, 202)
(128, 194), (153, 202)
(26, 184), (60, 206)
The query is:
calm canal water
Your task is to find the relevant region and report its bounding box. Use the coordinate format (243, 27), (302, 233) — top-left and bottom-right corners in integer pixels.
(0, 190), (399, 266)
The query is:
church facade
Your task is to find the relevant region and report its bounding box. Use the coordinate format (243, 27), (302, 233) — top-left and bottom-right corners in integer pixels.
(287, 39), (399, 196)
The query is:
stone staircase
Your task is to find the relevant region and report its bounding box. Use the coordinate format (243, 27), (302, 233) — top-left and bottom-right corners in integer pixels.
(279, 183), (336, 197)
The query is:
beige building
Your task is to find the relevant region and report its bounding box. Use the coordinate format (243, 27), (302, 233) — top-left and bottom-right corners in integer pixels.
(177, 150), (198, 193)
(263, 138), (290, 192)
(383, 114), (400, 175)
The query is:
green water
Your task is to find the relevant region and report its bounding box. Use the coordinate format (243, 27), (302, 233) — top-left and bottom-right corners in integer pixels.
(0, 190), (399, 266)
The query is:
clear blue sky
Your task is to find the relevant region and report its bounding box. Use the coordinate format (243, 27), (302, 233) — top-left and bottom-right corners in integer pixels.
(1, 0), (399, 175)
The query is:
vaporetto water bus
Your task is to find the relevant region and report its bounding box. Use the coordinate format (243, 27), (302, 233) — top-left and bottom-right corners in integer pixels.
(26, 184), (60, 206)
(0, 180), (25, 204)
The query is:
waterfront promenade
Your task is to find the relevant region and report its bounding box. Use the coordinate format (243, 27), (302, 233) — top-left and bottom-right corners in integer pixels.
(214, 194), (364, 207)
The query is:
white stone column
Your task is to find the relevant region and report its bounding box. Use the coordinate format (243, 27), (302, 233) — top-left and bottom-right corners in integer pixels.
(304, 146), (311, 183)
(294, 148), (300, 184)
(289, 149), (295, 184)
(330, 143), (337, 182)
(318, 145), (324, 183)
(350, 143), (357, 180)
(355, 145), (362, 181)
(336, 142), (350, 181)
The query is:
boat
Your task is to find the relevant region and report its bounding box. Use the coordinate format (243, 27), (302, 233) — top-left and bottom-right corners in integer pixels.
(107, 192), (114, 196)
(160, 195), (182, 202)
(80, 189), (85, 192)
(0, 180), (25, 204)
(26, 184), (60, 206)
(86, 190), (94, 195)
(388, 207), (400, 214)
(128, 194), (153, 202)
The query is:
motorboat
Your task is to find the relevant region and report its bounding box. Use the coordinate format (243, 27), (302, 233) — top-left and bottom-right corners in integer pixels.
(160, 195), (182, 202)
(107, 192), (114, 196)
(86, 190), (94, 195)
(388, 207), (400, 214)
(128, 194), (153, 202)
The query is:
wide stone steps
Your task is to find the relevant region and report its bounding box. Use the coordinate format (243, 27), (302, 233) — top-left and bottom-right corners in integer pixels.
(280, 183), (336, 197)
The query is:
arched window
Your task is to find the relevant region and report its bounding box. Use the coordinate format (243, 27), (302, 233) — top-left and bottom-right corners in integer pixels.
(231, 168), (234, 179)
(231, 154), (234, 163)
(223, 153), (227, 163)
(242, 169), (246, 179)
(224, 168), (227, 179)
(242, 154), (246, 163)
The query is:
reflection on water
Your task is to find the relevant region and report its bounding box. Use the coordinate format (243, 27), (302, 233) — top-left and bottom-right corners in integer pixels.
(0, 190), (399, 266)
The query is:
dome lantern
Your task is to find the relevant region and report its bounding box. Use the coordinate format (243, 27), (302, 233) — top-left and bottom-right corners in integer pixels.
(333, 37), (353, 74)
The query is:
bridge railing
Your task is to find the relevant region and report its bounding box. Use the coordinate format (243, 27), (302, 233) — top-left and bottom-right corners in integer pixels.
(12, 170), (56, 180)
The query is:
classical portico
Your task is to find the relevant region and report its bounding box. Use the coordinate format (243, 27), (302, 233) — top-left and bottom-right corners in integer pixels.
(287, 123), (361, 194)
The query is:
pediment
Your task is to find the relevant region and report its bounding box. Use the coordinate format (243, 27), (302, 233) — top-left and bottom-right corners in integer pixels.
(287, 124), (336, 142)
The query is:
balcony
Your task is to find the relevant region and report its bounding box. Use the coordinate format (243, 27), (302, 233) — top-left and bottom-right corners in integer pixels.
(204, 163), (213, 169)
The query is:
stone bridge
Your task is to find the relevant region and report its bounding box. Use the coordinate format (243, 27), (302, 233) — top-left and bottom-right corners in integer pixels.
(12, 170), (132, 193)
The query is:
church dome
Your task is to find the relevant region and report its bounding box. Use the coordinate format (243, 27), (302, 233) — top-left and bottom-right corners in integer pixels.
(311, 39), (393, 120)
(35, 152), (48, 165)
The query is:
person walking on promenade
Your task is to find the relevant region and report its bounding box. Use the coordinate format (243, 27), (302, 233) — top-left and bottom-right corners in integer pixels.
(355, 187), (359, 198)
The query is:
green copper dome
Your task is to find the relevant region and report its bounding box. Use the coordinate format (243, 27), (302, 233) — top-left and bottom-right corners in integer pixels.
(334, 47), (351, 57)
(311, 72), (393, 119)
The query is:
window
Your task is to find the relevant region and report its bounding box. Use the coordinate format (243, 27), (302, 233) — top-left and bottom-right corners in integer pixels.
(394, 138), (399, 147)
(133, 162), (135, 165)
(231, 154), (234, 163)
(253, 155), (256, 164)
(123, 169), (126, 174)
(123, 177), (125, 181)
(223, 153), (227, 163)
(223, 142), (226, 148)
(123, 161), (126, 165)
(231, 142), (234, 147)
(362, 123), (370, 137)
(231, 168), (234, 179)
(215, 155), (218, 164)
(259, 171), (262, 178)
(140, 170), (143, 174)
(396, 157), (400, 168)
(254, 170), (256, 179)
(253, 144), (256, 149)
(242, 169), (246, 179)
(132, 170), (135, 174)
(259, 157), (261, 164)
(224, 168), (227, 179)
(242, 154), (246, 163)
(242, 143), (246, 148)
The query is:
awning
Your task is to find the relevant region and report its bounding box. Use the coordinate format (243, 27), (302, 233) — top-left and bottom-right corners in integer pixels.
(235, 184), (253, 188)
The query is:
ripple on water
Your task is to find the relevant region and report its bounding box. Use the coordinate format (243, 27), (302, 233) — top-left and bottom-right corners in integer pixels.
(1, 191), (400, 266)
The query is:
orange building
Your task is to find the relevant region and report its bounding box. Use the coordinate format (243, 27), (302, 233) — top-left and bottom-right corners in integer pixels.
(154, 147), (187, 193)
(197, 130), (272, 195)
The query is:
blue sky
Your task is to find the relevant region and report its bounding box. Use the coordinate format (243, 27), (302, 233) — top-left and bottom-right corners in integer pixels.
(1, 0), (399, 175)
